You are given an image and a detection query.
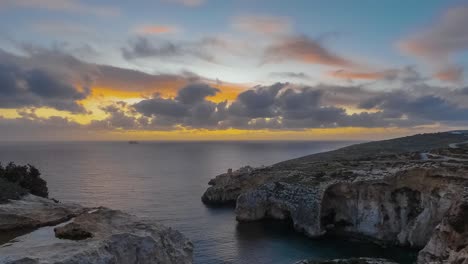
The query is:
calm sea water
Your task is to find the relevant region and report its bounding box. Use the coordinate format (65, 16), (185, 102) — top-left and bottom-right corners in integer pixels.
(0, 141), (417, 264)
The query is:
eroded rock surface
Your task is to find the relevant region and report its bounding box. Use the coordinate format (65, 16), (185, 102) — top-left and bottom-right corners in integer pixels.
(0, 194), (85, 231)
(0, 208), (193, 264)
(417, 188), (468, 264)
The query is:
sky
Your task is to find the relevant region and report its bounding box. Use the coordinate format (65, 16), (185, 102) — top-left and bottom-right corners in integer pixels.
(1, 0), (468, 141)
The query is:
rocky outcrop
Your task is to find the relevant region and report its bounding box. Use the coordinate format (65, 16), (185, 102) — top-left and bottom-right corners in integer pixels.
(0, 194), (85, 231)
(295, 258), (398, 264)
(0, 162), (193, 264)
(0, 207), (193, 264)
(201, 166), (261, 205)
(203, 131), (468, 263)
(417, 188), (468, 264)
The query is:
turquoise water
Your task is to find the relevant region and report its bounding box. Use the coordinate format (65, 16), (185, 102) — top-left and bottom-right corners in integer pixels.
(0, 141), (417, 263)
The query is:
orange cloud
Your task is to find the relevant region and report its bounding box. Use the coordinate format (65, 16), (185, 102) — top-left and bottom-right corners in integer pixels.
(398, 5), (468, 83)
(1, 0), (120, 17)
(434, 66), (463, 83)
(264, 36), (357, 67)
(136, 25), (178, 35)
(233, 15), (291, 34)
(91, 65), (247, 102)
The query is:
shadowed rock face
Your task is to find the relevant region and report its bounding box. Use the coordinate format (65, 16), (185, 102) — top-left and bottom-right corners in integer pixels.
(417, 189), (468, 264)
(202, 131), (468, 263)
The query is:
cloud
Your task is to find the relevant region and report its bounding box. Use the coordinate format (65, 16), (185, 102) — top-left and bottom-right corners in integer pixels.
(176, 83), (219, 104)
(326, 66), (428, 84)
(164, 0), (205, 7)
(135, 25), (179, 35)
(399, 5), (468, 82)
(133, 83), (225, 129)
(433, 66), (464, 83)
(263, 35), (357, 67)
(94, 65), (189, 93)
(327, 69), (398, 80)
(121, 37), (215, 62)
(0, 0), (120, 17)
(129, 82), (468, 130)
(359, 91), (468, 122)
(269, 72), (310, 80)
(0, 50), (90, 113)
(1, 80), (467, 136)
(232, 15), (291, 35)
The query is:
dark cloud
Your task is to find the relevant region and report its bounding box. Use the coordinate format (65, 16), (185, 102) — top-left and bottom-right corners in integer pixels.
(131, 82), (467, 130)
(122, 37), (215, 62)
(132, 83), (226, 129)
(1, 80), (467, 138)
(134, 83), (468, 129)
(176, 83), (219, 104)
(228, 83), (285, 118)
(359, 91), (468, 122)
(0, 115), (84, 141)
(89, 102), (142, 130)
(0, 51), (90, 113)
(263, 35), (357, 67)
(269, 72), (310, 80)
(134, 96), (189, 118)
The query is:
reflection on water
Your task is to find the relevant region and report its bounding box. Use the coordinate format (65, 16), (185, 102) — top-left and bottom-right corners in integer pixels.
(0, 141), (416, 263)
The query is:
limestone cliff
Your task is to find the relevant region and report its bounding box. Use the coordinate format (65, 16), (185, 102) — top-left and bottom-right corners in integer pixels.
(417, 188), (468, 264)
(202, 131), (468, 263)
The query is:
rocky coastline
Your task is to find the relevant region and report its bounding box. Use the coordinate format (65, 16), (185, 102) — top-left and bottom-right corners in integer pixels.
(202, 131), (468, 263)
(0, 163), (193, 264)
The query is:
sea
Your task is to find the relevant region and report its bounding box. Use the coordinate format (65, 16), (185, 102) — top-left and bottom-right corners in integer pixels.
(0, 141), (418, 264)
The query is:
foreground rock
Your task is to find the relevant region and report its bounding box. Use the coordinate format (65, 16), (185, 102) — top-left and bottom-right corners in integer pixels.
(0, 162), (193, 264)
(295, 258), (398, 264)
(0, 195), (85, 231)
(0, 207), (193, 264)
(203, 131), (468, 263)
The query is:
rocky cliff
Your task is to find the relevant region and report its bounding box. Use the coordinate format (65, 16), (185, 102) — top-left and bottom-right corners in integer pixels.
(0, 165), (193, 264)
(202, 131), (468, 263)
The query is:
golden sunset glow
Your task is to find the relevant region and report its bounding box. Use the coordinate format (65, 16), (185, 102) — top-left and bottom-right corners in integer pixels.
(0, 0), (466, 141)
